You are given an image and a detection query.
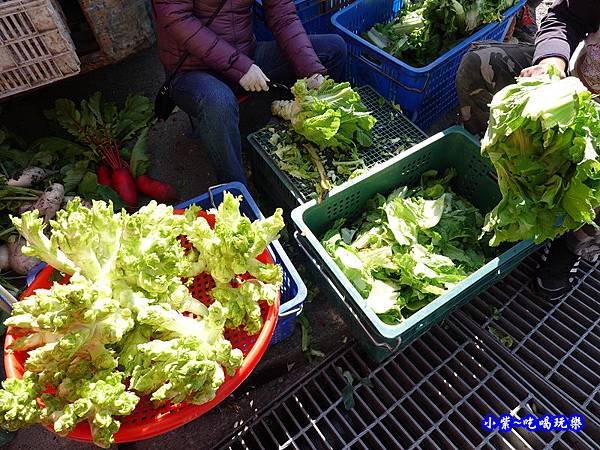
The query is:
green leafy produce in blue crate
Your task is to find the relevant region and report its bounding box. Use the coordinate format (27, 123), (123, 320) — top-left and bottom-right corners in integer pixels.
(364, 0), (516, 67)
(321, 169), (493, 324)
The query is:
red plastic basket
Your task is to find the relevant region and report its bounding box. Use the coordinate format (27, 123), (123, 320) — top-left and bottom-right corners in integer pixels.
(3, 210), (280, 444)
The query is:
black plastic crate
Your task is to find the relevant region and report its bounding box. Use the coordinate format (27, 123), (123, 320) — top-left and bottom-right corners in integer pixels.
(216, 319), (597, 450)
(458, 253), (600, 424)
(247, 86), (427, 209)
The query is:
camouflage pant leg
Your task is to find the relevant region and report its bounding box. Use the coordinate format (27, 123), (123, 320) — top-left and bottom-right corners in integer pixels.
(456, 42), (535, 136)
(566, 216), (600, 262)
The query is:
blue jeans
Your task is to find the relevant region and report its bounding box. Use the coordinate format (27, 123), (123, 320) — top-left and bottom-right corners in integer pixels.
(170, 34), (347, 184)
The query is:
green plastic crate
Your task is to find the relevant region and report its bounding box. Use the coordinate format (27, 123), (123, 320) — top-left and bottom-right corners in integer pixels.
(247, 86), (427, 209)
(291, 126), (538, 361)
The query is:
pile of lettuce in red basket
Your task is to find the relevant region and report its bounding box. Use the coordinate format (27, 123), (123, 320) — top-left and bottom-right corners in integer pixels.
(1, 193), (282, 448)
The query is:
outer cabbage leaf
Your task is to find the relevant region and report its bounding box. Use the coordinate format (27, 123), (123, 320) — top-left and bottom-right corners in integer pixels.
(321, 169), (490, 324)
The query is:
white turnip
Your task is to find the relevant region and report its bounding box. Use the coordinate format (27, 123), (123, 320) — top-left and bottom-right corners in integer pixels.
(61, 196), (92, 209)
(0, 244), (9, 272)
(33, 183), (64, 222)
(7, 167), (48, 187)
(7, 237), (39, 275)
(18, 201), (35, 214)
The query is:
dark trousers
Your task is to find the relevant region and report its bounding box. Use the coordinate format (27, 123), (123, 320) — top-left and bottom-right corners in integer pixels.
(170, 34), (347, 185)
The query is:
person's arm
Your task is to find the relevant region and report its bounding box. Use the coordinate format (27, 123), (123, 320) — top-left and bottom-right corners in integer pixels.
(525, 0), (600, 77)
(154, 0), (254, 83)
(263, 0), (326, 79)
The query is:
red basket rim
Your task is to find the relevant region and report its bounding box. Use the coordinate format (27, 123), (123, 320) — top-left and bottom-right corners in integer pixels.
(4, 211), (280, 443)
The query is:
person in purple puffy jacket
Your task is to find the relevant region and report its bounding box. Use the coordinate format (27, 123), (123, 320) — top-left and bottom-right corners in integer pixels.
(152, 0), (347, 184)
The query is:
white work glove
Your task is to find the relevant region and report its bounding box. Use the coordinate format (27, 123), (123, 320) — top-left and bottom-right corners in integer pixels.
(306, 73), (325, 90)
(239, 64), (270, 92)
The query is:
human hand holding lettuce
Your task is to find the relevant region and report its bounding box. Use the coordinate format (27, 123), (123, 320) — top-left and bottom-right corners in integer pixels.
(0, 193), (284, 447)
(520, 57), (567, 79)
(480, 69), (600, 246)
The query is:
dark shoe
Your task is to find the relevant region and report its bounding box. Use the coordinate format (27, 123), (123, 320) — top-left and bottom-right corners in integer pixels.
(533, 237), (581, 302)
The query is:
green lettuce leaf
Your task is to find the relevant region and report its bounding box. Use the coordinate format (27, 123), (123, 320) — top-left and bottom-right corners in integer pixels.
(481, 74), (600, 245)
(321, 169), (490, 325)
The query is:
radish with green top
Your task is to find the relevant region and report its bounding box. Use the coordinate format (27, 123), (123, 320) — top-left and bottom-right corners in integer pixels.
(112, 169), (138, 207)
(97, 165), (113, 187)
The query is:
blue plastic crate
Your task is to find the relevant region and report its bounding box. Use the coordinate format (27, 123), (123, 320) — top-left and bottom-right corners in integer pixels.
(332, 0), (525, 129)
(26, 183), (307, 346)
(253, 0), (354, 41)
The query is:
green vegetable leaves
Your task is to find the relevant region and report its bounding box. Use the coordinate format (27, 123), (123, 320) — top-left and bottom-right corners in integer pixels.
(363, 0), (515, 67)
(0, 373), (44, 431)
(4, 194), (284, 446)
(46, 92), (154, 172)
(47, 93), (153, 152)
(273, 78), (376, 152)
(128, 127), (150, 177)
(481, 75), (600, 245)
(322, 169), (491, 324)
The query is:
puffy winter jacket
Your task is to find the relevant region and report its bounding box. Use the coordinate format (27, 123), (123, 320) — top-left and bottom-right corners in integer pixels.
(153, 0), (326, 84)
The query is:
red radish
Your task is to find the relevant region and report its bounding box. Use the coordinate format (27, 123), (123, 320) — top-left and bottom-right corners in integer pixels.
(135, 175), (178, 203)
(97, 165), (113, 187)
(198, 210), (215, 228)
(111, 168), (138, 206)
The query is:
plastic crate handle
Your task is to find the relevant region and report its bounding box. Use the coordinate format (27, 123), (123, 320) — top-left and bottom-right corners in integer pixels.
(293, 231), (401, 353)
(357, 48), (386, 71)
(278, 303), (303, 317)
(208, 184), (229, 209)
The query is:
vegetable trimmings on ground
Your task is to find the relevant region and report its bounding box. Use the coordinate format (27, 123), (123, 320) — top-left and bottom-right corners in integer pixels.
(267, 128), (369, 199)
(321, 169), (493, 325)
(481, 70), (600, 246)
(0, 194), (284, 448)
(363, 0), (517, 67)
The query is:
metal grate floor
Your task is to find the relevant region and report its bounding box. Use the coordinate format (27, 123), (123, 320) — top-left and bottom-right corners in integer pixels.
(216, 317), (598, 450)
(459, 254), (600, 423)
